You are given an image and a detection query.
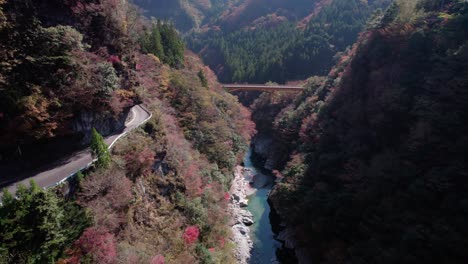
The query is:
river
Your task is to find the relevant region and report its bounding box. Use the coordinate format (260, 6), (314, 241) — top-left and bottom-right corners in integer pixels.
(243, 148), (282, 264)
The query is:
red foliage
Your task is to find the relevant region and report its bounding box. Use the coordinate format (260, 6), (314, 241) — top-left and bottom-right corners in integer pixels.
(150, 255), (165, 264)
(272, 170), (283, 179)
(183, 163), (203, 197)
(65, 227), (117, 264)
(183, 225), (200, 245)
(125, 147), (155, 176)
(78, 169), (133, 231)
(224, 192), (230, 201)
(238, 106), (256, 140)
(208, 248), (215, 253)
(218, 237), (226, 247)
(108, 55), (121, 64)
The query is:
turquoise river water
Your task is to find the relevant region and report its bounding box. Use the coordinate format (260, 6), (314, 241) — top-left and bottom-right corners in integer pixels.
(243, 148), (282, 264)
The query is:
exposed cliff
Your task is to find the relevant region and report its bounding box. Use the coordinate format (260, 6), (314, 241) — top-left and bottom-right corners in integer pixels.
(253, 0), (468, 262)
(0, 1), (256, 263)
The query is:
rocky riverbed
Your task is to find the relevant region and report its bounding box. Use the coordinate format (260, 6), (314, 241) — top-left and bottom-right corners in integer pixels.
(230, 166), (255, 264)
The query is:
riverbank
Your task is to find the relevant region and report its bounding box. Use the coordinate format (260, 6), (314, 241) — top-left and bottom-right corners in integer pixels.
(252, 136), (302, 263)
(230, 165), (254, 264)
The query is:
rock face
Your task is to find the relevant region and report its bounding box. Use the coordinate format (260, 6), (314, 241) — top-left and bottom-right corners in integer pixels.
(72, 109), (130, 144)
(252, 134), (285, 170)
(230, 166), (254, 264)
(269, 189), (312, 264)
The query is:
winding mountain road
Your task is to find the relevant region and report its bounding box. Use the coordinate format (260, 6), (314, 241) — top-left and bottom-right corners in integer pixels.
(3, 105), (151, 195)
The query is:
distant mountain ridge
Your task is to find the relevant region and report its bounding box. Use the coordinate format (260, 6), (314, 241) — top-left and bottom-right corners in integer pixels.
(185, 0), (392, 83)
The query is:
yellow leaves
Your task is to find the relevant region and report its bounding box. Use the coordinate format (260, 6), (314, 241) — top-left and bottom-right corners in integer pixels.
(395, 0), (426, 23)
(20, 88), (50, 123)
(0, 0), (6, 30)
(159, 68), (170, 88)
(122, 19), (128, 33)
(18, 87), (59, 139)
(147, 53), (161, 65)
(115, 88), (135, 100)
(438, 12), (455, 20)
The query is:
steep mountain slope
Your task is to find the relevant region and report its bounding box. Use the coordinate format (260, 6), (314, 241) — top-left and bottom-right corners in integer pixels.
(187, 0), (392, 83)
(132, 0), (233, 32)
(251, 0), (468, 262)
(0, 0), (255, 263)
(0, 0), (142, 176)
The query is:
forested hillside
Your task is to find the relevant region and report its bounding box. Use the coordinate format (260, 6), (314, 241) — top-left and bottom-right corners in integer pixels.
(132, 0), (232, 32)
(250, 0), (468, 262)
(0, 0), (254, 263)
(0, 0), (182, 177)
(186, 0), (392, 83)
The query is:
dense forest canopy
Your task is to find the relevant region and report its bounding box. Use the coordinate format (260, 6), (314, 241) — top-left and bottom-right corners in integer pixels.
(2, 0), (468, 263)
(131, 0), (392, 84)
(0, 0), (254, 263)
(185, 0), (392, 83)
(250, 0), (468, 262)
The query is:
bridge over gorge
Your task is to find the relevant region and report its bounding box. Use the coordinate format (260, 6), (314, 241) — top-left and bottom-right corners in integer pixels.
(223, 84), (304, 92)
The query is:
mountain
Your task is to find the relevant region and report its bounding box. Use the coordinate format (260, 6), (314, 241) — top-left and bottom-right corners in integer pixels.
(186, 0), (392, 83)
(131, 0), (392, 84)
(132, 0), (232, 32)
(250, 0), (468, 262)
(0, 0), (254, 262)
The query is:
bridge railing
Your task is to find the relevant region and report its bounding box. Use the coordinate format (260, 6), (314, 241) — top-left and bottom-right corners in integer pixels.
(222, 84), (303, 92)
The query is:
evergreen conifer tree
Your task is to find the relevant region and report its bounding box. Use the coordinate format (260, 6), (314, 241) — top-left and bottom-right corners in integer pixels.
(198, 69), (208, 87)
(90, 128), (110, 168)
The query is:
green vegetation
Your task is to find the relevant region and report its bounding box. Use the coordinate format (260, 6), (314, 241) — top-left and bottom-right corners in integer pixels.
(90, 128), (111, 168)
(187, 0), (392, 83)
(132, 0), (235, 32)
(0, 0), (254, 263)
(140, 21), (185, 68)
(0, 182), (90, 263)
(198, 69), (208, 88)
(251, 0), (468, 262)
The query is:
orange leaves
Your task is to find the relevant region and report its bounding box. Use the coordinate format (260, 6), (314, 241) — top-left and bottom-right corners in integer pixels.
(125, 146), (155, 177)
(110, 89), (135, 115)
(16, 88), (61, 139)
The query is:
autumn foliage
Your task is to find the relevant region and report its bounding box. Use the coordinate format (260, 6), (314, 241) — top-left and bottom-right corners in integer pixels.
(64, 227), (117, 264)
(150, 255), (165, 264)
(255, 1), (468, 262)
(1, 0), (252, 263)
(125, 146), (155, 177)
(183, 225), (200, 245)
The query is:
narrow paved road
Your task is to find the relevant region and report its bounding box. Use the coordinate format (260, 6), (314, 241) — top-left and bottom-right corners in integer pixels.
(4, 105), (151, 195)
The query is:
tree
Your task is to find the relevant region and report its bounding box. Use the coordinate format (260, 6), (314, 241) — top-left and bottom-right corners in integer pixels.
(0, 181), (89, 263)
(159, 22), (185, 67)
(183, 225), (200, 245)
(139, 22), (184, 67)
(95, 63), (119, 100)
(198, 69), (208, 88)
(149, 24), (164, 59)
(140, 23), (164, 59)
(150, 255), (165, 264)
(90, 128), (111, 168)
(65, 227), (117, 264)
(125, 146), (155, 177)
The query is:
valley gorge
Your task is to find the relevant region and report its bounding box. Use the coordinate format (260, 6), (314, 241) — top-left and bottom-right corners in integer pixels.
(1, 0), (468, 264)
